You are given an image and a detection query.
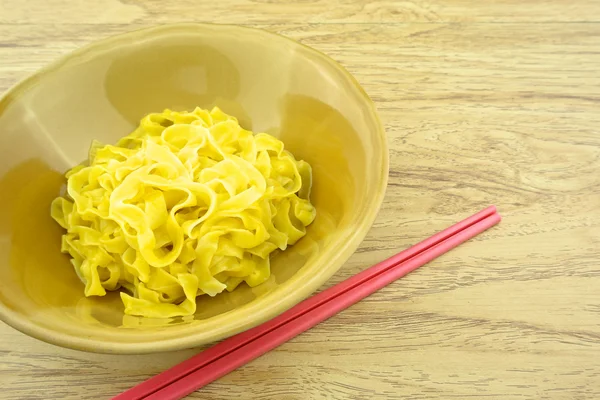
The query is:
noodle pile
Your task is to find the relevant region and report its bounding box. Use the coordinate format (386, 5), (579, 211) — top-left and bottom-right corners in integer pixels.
(50, 107), (316, 318)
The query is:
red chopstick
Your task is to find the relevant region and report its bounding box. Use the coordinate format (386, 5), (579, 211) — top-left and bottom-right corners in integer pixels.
(115, 206), (500, 400)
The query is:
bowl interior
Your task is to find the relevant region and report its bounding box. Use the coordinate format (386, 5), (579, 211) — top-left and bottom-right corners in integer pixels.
(0, 24), (387, 353)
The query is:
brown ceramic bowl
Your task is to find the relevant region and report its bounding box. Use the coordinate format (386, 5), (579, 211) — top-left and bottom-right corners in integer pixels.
(0, 23), (388, 354)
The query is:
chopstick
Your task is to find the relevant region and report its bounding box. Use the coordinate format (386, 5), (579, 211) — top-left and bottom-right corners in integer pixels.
(115, 205), (501, 400)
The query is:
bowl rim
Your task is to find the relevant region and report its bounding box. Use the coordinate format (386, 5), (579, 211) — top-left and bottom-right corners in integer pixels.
(0, 22), (389, 354)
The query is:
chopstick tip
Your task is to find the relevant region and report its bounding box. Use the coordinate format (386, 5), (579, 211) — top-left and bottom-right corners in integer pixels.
(487, 205), (499, 215)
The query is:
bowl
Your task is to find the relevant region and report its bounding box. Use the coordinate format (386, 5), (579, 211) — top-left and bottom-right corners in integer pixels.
(0, 23), (388, 354)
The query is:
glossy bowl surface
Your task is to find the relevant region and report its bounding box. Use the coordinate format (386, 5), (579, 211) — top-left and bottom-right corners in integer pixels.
(0, 23), (388, 354)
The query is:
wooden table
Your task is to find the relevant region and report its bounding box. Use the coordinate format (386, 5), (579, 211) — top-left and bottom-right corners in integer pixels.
(2, 1), (600, 399)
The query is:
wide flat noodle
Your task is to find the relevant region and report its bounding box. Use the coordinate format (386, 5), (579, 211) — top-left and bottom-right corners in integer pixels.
(50, 107), (316, 318)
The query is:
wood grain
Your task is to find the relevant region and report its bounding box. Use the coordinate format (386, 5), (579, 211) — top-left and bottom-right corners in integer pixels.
(1, 0), (600, 399)
(2, 0), (600, 23)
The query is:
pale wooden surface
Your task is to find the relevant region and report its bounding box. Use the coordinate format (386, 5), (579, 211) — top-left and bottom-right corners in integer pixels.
(1, 1), (600, 399)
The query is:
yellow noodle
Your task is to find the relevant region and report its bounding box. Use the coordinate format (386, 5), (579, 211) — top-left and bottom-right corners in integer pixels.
(50, 107), (316, 318)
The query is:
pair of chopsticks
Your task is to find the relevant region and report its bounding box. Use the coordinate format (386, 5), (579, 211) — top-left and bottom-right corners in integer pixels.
(115, 205), (501, 400)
